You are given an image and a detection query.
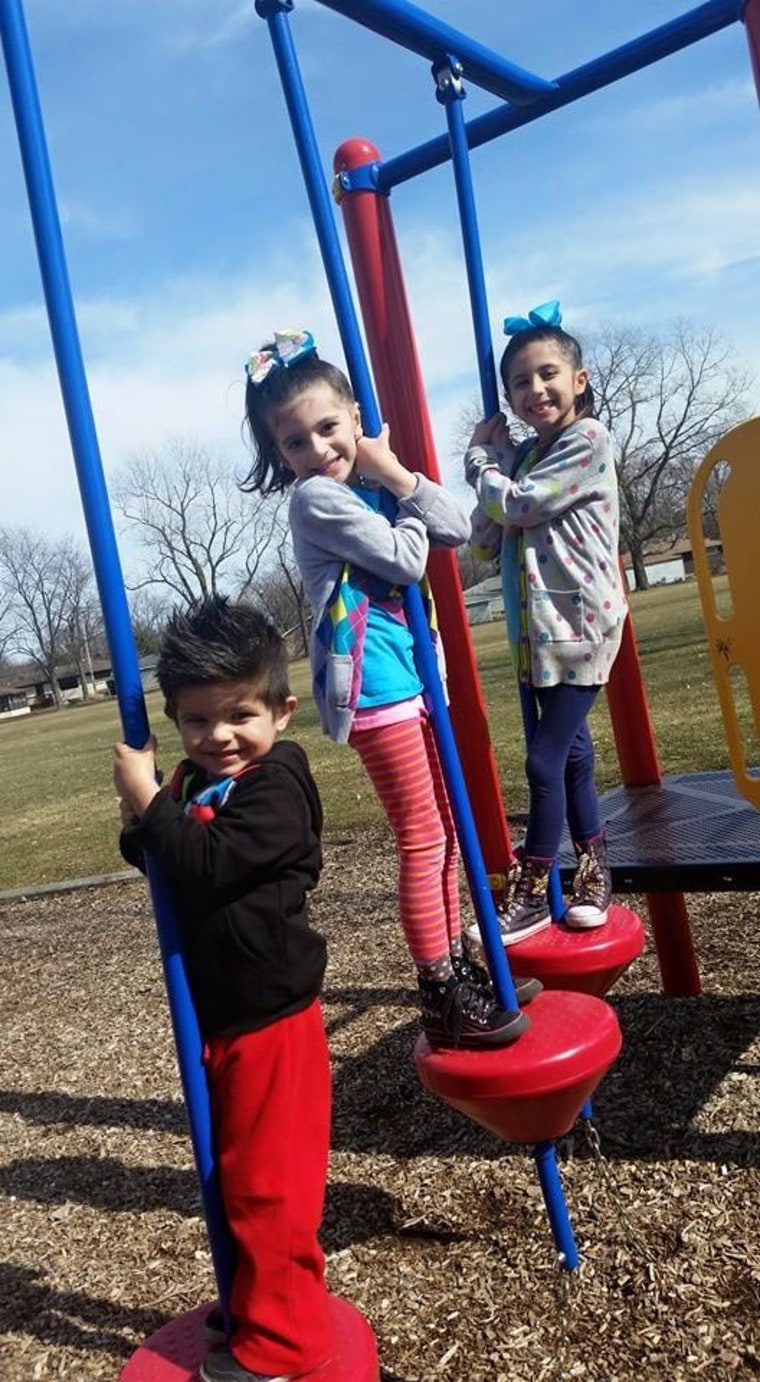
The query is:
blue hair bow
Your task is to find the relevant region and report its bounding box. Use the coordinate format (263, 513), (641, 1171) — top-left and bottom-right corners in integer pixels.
(246, 328), (316, 385)
(503, 299), (562, 336)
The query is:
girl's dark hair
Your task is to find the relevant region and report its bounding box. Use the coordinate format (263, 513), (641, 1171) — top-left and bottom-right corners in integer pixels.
(241, 349), (356, 495)
(500, 324), (596, 422)
(157, 595), (291, 719)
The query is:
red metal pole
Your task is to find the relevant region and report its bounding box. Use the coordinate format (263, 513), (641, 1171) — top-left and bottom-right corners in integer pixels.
(606, 588), (701, 995)
(333, 137), (514, 879)
(744, 0), (760, 100)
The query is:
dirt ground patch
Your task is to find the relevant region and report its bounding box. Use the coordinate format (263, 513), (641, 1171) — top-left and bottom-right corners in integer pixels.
(1, 825), (759, 1381)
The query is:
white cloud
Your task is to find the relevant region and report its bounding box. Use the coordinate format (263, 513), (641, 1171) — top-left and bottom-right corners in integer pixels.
(170, 3), (257, 54)
(583, 78), (757, 137)
(170, 0), (328, 53)
(3, 157), (760, 572)
(59, 200), (137, 240)
(0, 233), (350, 553)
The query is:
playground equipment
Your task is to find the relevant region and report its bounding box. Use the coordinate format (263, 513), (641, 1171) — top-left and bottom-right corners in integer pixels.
(507, 906), (644, 999)
(2, 0), (759, 1375)
(415, 989), (622, 1144)
(687, 416), (760, 808)
(119, 1299), (380, 1382)
(328, 0), (760, 1004)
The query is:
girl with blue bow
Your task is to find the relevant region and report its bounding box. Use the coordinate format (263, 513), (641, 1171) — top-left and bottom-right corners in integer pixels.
(242, 330), (537, 1056)
(464, 303), (626, 945)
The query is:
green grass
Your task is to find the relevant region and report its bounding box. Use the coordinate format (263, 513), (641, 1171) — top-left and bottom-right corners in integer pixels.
(0, 577), (748, 890)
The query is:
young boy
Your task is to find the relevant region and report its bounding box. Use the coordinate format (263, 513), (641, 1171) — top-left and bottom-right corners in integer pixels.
(115, 596), (332, 1382)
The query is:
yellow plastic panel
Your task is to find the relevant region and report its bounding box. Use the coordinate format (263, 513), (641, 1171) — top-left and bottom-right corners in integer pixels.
(687, 417), (760, 808)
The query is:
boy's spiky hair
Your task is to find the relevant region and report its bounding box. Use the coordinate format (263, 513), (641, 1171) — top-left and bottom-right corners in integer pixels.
(157, 595), (291, 719)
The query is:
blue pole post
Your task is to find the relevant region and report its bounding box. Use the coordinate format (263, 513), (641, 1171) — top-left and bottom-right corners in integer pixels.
(255, 0), (520, 1010)
(440, 64), (576, 1240)
(257, 0), (580, 1271)
(0, 0), (235, 1313)
(436, 59), (564, 920)
(255, 0), (378, 411)
(534, 1142), (580, 1270)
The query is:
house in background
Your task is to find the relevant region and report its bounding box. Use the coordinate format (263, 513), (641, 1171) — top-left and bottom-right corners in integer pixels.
(621, 536), (724, 591)
(105, 656), (159, 698)
(0, 682), (30, 719)
(0, 654), (160, 715)
(462, 537), (725, 626)
(462, 574), (504, 626)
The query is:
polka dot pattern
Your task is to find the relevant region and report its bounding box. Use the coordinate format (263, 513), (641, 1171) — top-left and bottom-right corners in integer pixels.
(499, 416), (624, 690)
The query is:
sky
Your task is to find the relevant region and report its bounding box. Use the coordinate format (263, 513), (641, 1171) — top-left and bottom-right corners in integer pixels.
(1, 0), (759, 576)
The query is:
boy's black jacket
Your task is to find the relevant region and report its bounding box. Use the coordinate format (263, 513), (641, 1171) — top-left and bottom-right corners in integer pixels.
(120, 739), (326, 1039)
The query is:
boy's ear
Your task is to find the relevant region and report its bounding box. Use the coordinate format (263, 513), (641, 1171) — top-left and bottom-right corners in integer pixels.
(276, 695), (298, 731)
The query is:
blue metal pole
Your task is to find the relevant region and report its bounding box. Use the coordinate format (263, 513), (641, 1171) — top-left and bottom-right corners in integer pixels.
(437, 62), (565, 921)
(434, 61), (499, 421)
(0, 0), (235, 1313)
(435, 62), (576, 1270)
(534, 1142), (580, 1270)
(256, 0), (378, 422)
(375, 0), (746, 190)
(404, 579), (520, 1013)
(312, 0), (556, 105)
(256, 0), (519, 1011)
(258, 0), (579, 1272)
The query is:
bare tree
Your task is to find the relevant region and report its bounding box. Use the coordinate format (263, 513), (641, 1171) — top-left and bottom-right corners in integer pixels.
(59, 592), (104, 699)
(128, 589), (171, 656)
(0, 528), (95, 706)
(111, 439), (287, 605)
(457, 544), (497, 591)
(250, 518), (311, 657)
(0, 583), (18, 667)
(587, 323), (753, 588)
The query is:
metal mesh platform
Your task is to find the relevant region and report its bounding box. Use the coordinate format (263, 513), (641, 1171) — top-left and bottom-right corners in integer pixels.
(558, 770), (760, 892)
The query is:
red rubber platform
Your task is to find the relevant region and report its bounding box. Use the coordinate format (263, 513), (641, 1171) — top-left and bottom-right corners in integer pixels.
(507, 904), (645, 997)
(415, 989), (621, 1143)
(119, 1296), (379, 1381)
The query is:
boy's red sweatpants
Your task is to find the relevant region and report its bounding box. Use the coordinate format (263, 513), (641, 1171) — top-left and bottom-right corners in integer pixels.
(205, 999), (333, 1376)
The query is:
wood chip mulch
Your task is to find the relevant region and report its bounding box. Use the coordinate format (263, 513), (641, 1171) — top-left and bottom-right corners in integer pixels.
(1, 823), (759, 1381)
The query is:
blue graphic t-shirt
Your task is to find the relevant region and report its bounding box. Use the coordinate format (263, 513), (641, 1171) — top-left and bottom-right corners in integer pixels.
(353, 486), (423, 708)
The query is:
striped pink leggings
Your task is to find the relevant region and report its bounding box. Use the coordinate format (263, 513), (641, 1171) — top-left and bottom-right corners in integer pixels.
(349, 713), (461, 967)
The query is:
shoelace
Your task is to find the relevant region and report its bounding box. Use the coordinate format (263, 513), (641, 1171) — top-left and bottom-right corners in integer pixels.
(455, 979), (499, 1024)
(573, 853), (604, 901)
(457, 953), (491, 990)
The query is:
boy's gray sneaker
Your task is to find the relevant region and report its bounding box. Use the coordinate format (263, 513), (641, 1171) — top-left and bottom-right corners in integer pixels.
(204, 1305), (228, 1346)
(199, 1348), (294, 1382)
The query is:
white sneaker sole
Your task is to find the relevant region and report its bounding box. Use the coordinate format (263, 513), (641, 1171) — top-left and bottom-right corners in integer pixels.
(466, 916), (552, 948)
(564, 906), (609, 929)
(502, 915), (552, 946)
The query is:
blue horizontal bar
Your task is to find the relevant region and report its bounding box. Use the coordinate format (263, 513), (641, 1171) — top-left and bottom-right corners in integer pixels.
(312, 0), (556, 104)
(377, 0), (746, 189)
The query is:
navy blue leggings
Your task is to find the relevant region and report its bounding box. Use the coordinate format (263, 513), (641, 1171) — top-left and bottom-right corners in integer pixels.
(523, 684), (601, 860)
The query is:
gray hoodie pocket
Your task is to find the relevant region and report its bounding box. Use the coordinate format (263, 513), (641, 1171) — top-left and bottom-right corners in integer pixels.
(530, 587), (584, 643)
(326, 653), (354, 709)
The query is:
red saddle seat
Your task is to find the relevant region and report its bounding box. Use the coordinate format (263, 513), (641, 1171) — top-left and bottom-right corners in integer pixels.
(507, 904), (645, 997)
(415, 988), (622, 1144)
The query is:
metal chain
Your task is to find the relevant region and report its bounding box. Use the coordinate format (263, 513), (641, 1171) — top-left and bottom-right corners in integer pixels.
(581, 1116), (656, 1262)
(552, 1254), (576, 1381)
